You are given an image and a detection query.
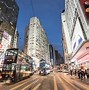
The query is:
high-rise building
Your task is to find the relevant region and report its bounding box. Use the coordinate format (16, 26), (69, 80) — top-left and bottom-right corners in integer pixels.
(13, 29), (19, 48)
(65, 0), (77, 37)
(24, 17), (50, 67)
(61, 10), (72, 65)
(62, 0), (89, 69)
(49, 44), (63, 66)
(49, 45), (55, 66)
(75, 0), (89, 38)
(0, 0), (19, 46)
(55, 50), (64, 66)
(55, 50), (59, 65)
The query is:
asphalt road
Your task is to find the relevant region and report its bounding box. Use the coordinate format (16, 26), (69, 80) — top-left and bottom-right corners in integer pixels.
(1, 72), (89, 90)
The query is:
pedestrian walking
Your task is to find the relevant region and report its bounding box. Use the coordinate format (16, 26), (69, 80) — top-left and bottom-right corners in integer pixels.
(80, 69), (84, 80)
(74, 69), (77, 76)
(78, 69), (81, 79)
(70, 69), (73, 76)
(83, 69), (87, 79)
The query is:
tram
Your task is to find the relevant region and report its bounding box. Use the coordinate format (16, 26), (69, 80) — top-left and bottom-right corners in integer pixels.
(39, 59), (50, 75)
(1, 48), (34, 82)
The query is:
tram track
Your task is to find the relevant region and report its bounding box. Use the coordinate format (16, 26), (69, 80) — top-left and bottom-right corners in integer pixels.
(3, 75), (40, 90)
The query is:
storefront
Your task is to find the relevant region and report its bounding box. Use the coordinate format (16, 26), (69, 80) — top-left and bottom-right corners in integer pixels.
(72, 41), (89, 69)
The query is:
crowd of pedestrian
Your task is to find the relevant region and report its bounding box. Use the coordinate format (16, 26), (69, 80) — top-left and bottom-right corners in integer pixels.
(70, 67), (89, 80)
(77, 69), (88, 80)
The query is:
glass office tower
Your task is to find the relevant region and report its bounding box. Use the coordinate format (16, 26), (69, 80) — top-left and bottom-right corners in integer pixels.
(0, 0), (19, 46)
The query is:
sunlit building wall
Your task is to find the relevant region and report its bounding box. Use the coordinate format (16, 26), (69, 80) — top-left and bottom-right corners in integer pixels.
(24, 17), (50, 67)
(61, 11), (72, 64)
(62, 0), (78, 68)
(63, 0), (89, 69)
(65, 0), (77, 37)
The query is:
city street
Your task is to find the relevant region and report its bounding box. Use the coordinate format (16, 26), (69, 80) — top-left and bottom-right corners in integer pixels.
(0, 72), (89, 90)
(1, 0), (89, 90)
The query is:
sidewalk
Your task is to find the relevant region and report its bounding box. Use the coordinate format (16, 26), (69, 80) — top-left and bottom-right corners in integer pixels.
(0, 80), (6, 85)
(65, 73), (89, 85)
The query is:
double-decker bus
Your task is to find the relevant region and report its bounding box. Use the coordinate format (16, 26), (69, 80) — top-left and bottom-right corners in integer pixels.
(1, 48), (34, 82)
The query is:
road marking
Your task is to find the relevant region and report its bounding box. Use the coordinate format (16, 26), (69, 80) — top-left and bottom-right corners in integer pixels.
(62, 77), (80, 90)
(21, 78), (40, 90)
(9, 76), (38, 88)
(73, 80), (89, 90)
(64, 74), (89, 90)
(55, 74), (70, 90)
(58, 74), (80, 90)
(63, 73), (89, 90)
(32, 83), (41, 90)
(54, 76), (58, 90)
(32, 77), (44, 90)
(10, 77), (38, 90)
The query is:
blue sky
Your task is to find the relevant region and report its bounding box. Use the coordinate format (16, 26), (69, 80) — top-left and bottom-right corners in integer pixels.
(16, 0), (65, 55)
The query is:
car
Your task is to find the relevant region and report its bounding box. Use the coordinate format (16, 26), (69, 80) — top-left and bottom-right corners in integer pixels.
(39, 68), (46, 75)
(39, 68), (50, 75)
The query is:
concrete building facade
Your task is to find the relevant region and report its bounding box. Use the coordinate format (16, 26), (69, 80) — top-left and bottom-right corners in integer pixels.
(62, 0), (89, 69)
(13, 29), (19, 48)
(24, 17), (50, 67)
(49, 45), (56, 66)
(49, 44), (63, 66)
(61, 11), (72, 65)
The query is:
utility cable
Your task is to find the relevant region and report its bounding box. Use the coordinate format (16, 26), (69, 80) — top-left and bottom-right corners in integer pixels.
(30, 0), (35, 16)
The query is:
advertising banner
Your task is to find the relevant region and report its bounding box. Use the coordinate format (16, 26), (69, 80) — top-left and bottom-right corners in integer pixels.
(0, 31), (12, 70)
(72, 18), (85, 54)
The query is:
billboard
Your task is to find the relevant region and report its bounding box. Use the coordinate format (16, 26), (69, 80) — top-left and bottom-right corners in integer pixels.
(79, 0), (89, 25)
(72, 18), (85, 54)
(0, 31), (12, 70)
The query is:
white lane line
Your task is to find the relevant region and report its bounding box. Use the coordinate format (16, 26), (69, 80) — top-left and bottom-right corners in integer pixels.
(32, 83), (41, 90)
(10, 77), (38, 90)
(56, 73), (80, 90)
(9, 76), (39, 88)
(54, 76), (58, 90)
(55, 74), (70, 90)
(32, 77), (44, 90)
(21, 78), (40, 90)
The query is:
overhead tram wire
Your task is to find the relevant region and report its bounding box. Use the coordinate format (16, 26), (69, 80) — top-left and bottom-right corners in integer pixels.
(30, 0), (35, 17)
